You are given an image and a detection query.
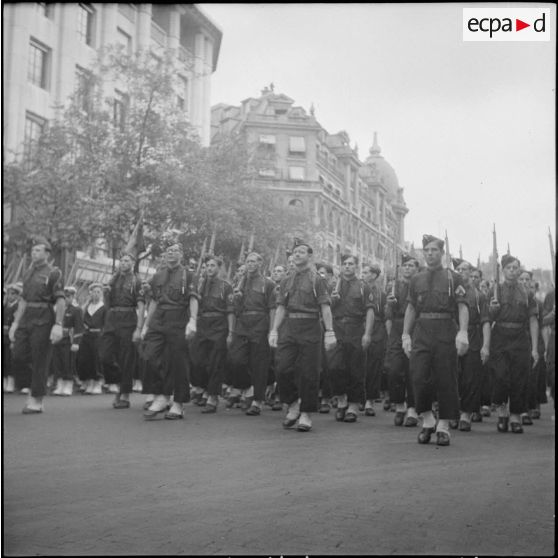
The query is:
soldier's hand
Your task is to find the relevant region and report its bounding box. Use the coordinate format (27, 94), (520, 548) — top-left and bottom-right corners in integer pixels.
(226, 332), (233, 349)
(324, 330), (337, 352)
(361, 333), (372, 350)
(132, 327), (142, 343)
(455, 330), (469, 356)
(489, 298), (500, 310)
(386, 294), (397, 304)
(185, 318), (197, 340)
(480, 345), (490, 364)
(141, 324), (148, 340)
(402, 333), (412, 358)
(8, 322), (18, 343)
(531, 349), (539, 366)
(50, 324), (63, 344)
(70, 343), (80, 353)
(268, 330), (278, 348)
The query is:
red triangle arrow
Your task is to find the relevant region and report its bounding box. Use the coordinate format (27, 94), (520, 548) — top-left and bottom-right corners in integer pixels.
(516, 19), (530, 31)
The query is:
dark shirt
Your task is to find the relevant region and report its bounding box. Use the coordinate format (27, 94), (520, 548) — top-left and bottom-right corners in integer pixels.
(21, 261), (65, 304)
(385, 279), (411, 322)
(331, 276), (373, 321)
(234, 273), (276, 339)
(408, 265), (467, 316)
(3, 301), (18, 332)
(276, 267), (330, 314)
(490, 281), (538, 325)
(83, 303), (106, 332)
(150, 264), (198, 308)
(62, 304), (85, 345)
(199, 276), (234, 315)
(542, 289), (555, 330)
(464, 284), (489, 351)
(107, 271), (145, 308)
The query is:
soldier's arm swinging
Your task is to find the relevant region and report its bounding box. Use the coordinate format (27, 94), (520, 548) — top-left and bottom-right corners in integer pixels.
(480, 321), (491, 364)
(455, 302), (469, 356)
(529, 315), (539, 364)
(141, 299), (158, 338)
(268, 305), (285, 348)
(8, 299), (27, 342)
(402, 303), (416, 358)
(362, 307), (374, 349)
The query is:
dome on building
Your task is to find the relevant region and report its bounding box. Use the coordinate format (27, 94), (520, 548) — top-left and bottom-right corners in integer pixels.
(360, 132), (401, 200)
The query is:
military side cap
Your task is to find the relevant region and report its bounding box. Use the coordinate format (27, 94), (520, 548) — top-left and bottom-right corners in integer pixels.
(422, 235), (444, 249)
(401, 253), (418, 265)
(166, 242), (183, 253)
(452, 257), (464, 268)
(501, 254), (519, 268)
(368, 264), (381, 276)
(64, 286), (77, 294)
(33, 238), (52, 252)
(7, 282), (23, 294)
(317, 262), (334, 274)
(292, 237), (313, 254)
(88, 282), (103, 291)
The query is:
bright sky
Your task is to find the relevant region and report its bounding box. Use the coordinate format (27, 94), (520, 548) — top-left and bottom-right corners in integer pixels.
(200, 3), (556, 270)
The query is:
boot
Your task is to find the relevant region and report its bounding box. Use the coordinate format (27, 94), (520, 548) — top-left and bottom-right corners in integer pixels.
(62, 380), (74, 396)
(52, 379), (64, 396)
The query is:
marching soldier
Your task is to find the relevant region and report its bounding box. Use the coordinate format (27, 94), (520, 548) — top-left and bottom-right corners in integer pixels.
(328, 254), (373, 423)
(9, 240), (65, 414)
(452, 258), (491, 432)
(268, 239), (336, 432)
(361, 263), (387, 416)
(99, 253), (145, 409)
(142, 242), (198, 420)
(402, 234), (469, 446)
(229, 252), (276, 416)
(385, 254), (420, 427)
(542, 288), (555, 413)
(192, 255), (234, 414)
(51, 286), (84, 396)
(488, 254), (539, 434)
(2, 282), (23, 393)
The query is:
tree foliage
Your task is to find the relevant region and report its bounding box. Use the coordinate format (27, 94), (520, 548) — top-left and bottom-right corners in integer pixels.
(3, 45), (314, 272)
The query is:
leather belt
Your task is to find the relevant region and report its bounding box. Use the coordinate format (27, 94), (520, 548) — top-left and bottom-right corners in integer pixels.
(241, 311), (266, 316)
(85, 327), (102, 333)
(26, 302), (50, 308)
(111, 306), (135, 311)
(201, 312), (225, 318)
(419, 312), (452, 319)
(288, 312), (319, 319)
(497, 322), (524, 329)
(335, 316), (364, 323)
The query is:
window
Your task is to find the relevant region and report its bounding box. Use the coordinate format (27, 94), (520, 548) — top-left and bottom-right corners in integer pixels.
(289, 199), (303, 208)
(289, 136), (306, 154)
(116, 27), (132, 54)
(259, 134), (276, 145)
(258, 168), (276, 177)
(288, 166), (305, 180)
(37, 3), (54, 18)
(113, 90), (128, 130)
(77, 4), (94, 46)
(75, 66), (93, 113)
(28, 39), (50, 89)
(24, 112), (46, 163)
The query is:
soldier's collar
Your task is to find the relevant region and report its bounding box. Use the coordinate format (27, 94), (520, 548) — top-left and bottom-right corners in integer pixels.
(295, 266), (311, 275)
(32, 260), (48, 269)
(426, 264), (444, 271)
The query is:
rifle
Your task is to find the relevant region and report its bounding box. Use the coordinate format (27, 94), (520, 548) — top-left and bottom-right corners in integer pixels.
(209, 230), (216, 255)
(391, 245), (398, 297)
(549, 227), (555, 286)
(196, 237), (207, 276)
(444, 230), (453, 296)
(492, 224), (499, 302)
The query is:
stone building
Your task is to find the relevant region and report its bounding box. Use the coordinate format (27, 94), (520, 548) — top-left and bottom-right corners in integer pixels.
(211, 86), (409, 273)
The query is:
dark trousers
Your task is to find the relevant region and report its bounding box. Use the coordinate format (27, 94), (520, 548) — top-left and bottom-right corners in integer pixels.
(328, 338), (365, 404)
(319, 342), (332, 399)
(480, 363), (492, 408)
(229, 334), (271, 401)
(547, 330), (555, 407)
(385, 319), (415, 407)
(365, 324), (386, 401)
(458, 349), (483, 413)
(410, 318), (460, 420)
(143, 311), (190, 403)
(137, 340), (157, 394)
(77, 333), (102, 382)
(191, 335), (227, 397)
(12, 320), (53, 398)
(2, 334), (12, 377)
(51, 339), (73, 381)
(276, 318), (321, 413)
(99, 326), (136, 394)
(490, 327), (529, 414)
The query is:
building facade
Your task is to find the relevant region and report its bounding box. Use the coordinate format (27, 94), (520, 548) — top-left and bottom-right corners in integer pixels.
(211, 87), (409, 274)
(2, 2), (222, 158)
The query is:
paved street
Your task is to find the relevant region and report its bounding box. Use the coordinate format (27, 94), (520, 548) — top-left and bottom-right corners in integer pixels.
(2, 392), (555, 556)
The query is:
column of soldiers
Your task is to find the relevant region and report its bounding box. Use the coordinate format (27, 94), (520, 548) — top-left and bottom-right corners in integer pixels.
(4, 235), (555, 447)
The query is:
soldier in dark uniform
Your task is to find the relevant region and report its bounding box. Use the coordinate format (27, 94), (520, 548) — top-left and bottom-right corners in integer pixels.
(192, 255), (234, 414)
(268, 239), (336, 432)
(542, 288), (554, 413)
(77, 282), (106, 394)
(229, 252), (276, 416)
(316, 262), (335, 414)
(9, 241), (66, 414)
(328, 254), (373, 423)
(2, 282), (23, 393)
(51, 286), (84, 396)
(362, 263), (387, 417)
(142, 243), (198, 420)
(452, 258), (491, 432)
(488, 254), (539, 434)
(402, 234), (469, 446)
(99, 253), (145, 409)
(385, 254), (420, 427)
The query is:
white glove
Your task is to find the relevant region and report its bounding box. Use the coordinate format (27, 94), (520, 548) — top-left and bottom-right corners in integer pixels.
(50, 324), (63, 344)
(455, 330), (469, 356)
(70, 343), (80, 353)
(185, 318), (197, 340)
(268, 330), (278, 348)
(324, 330), (337, 352)
(402, 333), (412, 358)
(141, 324), (149, 340)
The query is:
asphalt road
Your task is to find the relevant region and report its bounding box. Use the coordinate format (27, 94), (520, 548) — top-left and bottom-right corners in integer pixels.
(2, 392), (555, 556)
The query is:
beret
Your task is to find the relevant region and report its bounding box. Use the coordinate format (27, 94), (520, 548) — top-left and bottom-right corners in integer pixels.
(401, 253), (419, 266)
(292, 237), (313, 254)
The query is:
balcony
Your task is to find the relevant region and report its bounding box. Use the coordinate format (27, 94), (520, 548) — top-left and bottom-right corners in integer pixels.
(151, 21), (167, 47)
(178, 45), (194, 64)
(118, 4), (136, 23)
